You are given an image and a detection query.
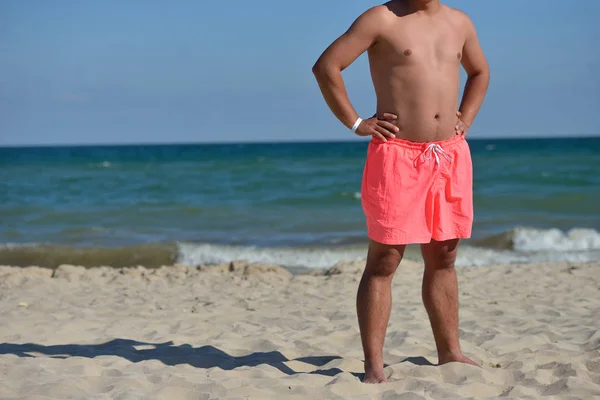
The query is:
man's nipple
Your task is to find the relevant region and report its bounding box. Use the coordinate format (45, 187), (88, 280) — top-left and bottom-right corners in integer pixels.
(404, 49), (412, 56)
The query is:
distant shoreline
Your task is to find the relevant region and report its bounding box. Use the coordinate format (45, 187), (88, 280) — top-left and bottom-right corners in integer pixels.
(1, 134), (599, 149)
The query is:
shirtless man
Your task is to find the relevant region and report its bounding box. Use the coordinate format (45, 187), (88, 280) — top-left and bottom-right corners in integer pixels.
(312, 0), (489, 383)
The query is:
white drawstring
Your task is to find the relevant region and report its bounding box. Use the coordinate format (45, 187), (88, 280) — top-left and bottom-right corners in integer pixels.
(420, 143), (454, 166)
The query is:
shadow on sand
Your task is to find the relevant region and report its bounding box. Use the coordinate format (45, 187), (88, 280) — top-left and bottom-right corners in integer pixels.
(0, 339), (435, 380)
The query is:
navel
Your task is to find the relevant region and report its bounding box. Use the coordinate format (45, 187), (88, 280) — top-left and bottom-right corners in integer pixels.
(434, 113), (440, 120)
(404, 49), (412, 56)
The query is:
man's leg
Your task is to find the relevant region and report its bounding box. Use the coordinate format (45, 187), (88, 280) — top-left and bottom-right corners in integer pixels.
(420, 239), (478, 366)
(357, 239), (406, 383)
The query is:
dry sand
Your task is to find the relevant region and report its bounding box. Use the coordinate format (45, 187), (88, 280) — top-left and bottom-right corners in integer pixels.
(0, 259), (599, 399)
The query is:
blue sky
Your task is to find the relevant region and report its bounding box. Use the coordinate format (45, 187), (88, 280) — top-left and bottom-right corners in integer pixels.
(1, 0), (599, 145)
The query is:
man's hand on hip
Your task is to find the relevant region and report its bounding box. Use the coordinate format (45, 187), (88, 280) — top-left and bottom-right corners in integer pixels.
(354, 113), (399, 142)
(455, 111), (470, 137)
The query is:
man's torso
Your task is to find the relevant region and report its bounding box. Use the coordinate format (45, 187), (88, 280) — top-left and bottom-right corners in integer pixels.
(368, 3), (468, 142)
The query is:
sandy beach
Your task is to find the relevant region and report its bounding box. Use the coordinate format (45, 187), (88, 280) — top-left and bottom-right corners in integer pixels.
(0, 260), (599, 399)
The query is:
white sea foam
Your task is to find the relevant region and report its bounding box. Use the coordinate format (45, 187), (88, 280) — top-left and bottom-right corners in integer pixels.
(88, 161), (112, 168)
(454, 227), (600, 266)
(176, 227), (600, 270)
(455, 246), (600, 267)
(511, 227), (600, 252)
(176, 242), (367, 269)
(3, 231), (599, 270)
(0, 242), (39, 249)
(339, 192), (361, 200)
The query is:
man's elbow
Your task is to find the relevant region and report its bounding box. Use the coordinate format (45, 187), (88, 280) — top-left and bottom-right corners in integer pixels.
(312, 60), (339, 80)
(311, 62), (321, 77)
(469, 64), (490, 81)
(312, 61), (326, 77)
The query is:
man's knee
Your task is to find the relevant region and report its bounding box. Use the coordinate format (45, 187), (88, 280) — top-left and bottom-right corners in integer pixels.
(422, 239), (459, 269)
(365, 242), (404, 277)
(430, 251), (457, 269)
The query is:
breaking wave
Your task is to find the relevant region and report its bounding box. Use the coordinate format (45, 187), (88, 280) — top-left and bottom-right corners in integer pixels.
(1, 227), (598, 270)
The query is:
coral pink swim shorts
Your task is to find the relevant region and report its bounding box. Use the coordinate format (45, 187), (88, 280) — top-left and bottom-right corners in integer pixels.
(361, 134), (473, 245)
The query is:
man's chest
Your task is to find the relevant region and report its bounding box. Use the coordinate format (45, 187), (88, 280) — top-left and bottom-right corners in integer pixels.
(375, 24), (465, 67)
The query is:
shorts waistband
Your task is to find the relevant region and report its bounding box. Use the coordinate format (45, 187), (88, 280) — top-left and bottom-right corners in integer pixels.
(371, 134), (465, 150)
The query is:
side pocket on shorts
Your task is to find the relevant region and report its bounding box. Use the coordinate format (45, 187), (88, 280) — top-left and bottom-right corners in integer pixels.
(361, 141), (388, 215)
(360, 148), (370, 215)
(456, 139), (474, 218)
(446, 139), (472, 206)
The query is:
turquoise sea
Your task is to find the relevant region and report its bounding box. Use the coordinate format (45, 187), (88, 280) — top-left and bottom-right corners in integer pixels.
(1, 137), (599, 270)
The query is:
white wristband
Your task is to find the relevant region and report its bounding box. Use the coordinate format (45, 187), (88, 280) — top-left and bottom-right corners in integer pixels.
(351, 117), (363, 133)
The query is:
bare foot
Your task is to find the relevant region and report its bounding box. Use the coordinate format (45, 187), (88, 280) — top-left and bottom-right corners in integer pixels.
(363, 362), (388, 384)
(438, 354), (480, 368)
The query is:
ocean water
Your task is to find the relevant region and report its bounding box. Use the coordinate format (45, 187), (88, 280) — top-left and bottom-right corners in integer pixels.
(1, 137), (599, 269)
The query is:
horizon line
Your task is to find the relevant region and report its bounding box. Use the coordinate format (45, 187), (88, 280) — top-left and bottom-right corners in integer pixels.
(1, 133), (599, 149)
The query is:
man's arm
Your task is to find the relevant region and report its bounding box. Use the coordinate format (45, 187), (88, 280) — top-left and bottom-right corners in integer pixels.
(312, 7), (395, 134)
(458, 15), (490, 128)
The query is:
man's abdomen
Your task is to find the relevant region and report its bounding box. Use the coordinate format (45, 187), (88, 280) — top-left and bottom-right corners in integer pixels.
(372, 67), (461, 143)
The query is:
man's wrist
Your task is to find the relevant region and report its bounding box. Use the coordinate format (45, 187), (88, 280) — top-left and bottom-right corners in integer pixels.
(351, 117), (363, 133)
